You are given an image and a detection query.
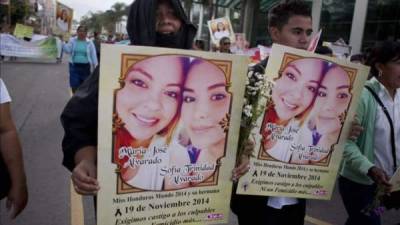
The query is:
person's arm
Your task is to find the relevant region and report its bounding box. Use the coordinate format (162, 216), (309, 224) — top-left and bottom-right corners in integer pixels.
(61, 67), (100, 195)
(71, 146), (99, 195)
(0, 102), (28, 219)
(89, 41), (98, 68)
(62, 38), (73, 54)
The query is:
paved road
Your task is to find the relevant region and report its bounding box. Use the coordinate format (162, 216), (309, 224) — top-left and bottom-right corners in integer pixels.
(0, 59), (398, 225)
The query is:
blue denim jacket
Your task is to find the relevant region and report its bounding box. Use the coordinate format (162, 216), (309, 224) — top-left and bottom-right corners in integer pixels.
(63, 37), (98, 72)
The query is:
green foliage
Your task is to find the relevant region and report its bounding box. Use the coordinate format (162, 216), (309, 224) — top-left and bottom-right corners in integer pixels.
(0, 0), (30, 25)
(80, 2), (128, 33)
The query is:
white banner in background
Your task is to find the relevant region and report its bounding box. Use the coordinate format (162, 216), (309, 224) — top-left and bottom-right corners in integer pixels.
(0, 34), (61, 59)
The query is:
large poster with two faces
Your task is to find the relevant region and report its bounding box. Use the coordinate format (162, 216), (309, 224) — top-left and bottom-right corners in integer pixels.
(97, 45), (248, 225)
(237, 44), (370, 200)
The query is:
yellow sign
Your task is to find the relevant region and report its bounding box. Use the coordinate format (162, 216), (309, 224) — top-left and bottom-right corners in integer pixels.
(13, 23), (34, 39)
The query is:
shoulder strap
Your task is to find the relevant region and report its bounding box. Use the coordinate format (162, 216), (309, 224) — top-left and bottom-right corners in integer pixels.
(365, 85), (397, 173)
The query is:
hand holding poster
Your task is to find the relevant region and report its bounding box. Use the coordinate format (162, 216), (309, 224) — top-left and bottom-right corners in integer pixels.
(237, 44), (370, 200)
(390, 167), (400, 192)
(97, 44), (248, 225)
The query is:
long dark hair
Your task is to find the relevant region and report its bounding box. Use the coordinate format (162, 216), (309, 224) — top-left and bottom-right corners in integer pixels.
(365, 41), (400, 77)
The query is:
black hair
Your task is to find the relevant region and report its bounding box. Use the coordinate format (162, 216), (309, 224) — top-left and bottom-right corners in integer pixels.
(195, 39), (205, 50)
(219, 36), (231, 46)
(268, 0), (311, 30)
(365, 41), (400, 77)
(77, 25), (87, 32)
(349, 53), (365, 63)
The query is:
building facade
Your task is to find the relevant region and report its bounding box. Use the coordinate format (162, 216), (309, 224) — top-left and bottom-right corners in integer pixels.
(187, 0), (400, 54)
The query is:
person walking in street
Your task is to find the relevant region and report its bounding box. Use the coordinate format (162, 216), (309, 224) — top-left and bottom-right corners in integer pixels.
(63, 25), (98, 93)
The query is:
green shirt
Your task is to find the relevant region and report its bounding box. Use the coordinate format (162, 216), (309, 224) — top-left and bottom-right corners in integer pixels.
(339, 78), (380, 185)
(72, 40), (89, 64)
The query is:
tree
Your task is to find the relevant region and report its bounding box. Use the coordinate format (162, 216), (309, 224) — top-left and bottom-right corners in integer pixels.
(79, 2), (128, 34)
(0, 0), (30, 26)
(80, 11), (103, 32)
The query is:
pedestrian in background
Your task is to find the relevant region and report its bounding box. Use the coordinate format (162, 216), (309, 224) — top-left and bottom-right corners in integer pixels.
(0, 78), (28, 219)
(339, 40), (400, 225)
(63, 25), (98, 93)
(219, 36), (232, 53)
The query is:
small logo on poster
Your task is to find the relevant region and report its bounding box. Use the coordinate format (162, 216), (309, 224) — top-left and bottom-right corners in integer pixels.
(207, 213), (224, 220)
(312, 188), (327, 196)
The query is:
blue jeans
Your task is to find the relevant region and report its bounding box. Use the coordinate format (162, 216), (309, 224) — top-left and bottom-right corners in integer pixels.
(69, 63), (91, 89)
(339, 176), (381, 225)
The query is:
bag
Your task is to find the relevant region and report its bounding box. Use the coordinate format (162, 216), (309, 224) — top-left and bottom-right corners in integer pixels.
(0, 153), (11, 199)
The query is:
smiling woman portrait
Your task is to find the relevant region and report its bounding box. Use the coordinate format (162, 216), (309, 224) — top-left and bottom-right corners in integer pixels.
(164, 58), (231, 190)
(260, 57), (327, 162)
(113, 55), (189, 191)
(291, 64), (353, 164)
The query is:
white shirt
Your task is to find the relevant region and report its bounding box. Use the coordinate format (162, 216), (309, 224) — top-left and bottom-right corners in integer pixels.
(267, 196), (298, 209)
(373, 78), (400, 177)
(214, 30), (230, 40)
(0, 78), (11, 104)
(56, 18), (69, 32)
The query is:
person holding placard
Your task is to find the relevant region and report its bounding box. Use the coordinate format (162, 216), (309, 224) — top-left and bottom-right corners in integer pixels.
(61, 0), (196, 195)
(231, 1), (314, 224)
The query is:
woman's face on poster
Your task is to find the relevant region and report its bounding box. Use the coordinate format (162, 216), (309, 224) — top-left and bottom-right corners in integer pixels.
(116, 56), (184, 141)
(182, 61), (230, 149)
(217, 22), (225, 31)
(272, 58), (324, 121)
(313, 66), (351, 135)
(61, 10), (68, 20)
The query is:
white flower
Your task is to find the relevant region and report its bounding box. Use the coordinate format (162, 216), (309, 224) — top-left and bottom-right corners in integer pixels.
(243, 104), (253, 118)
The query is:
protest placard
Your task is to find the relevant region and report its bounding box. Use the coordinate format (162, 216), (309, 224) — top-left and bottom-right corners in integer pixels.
(97, 44), (249, 225)
(237, 44), (370, 200)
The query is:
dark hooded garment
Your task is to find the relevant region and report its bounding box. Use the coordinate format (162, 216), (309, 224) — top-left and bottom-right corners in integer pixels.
(127, 0), (197, 49)
(60, 0), (197, 171)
